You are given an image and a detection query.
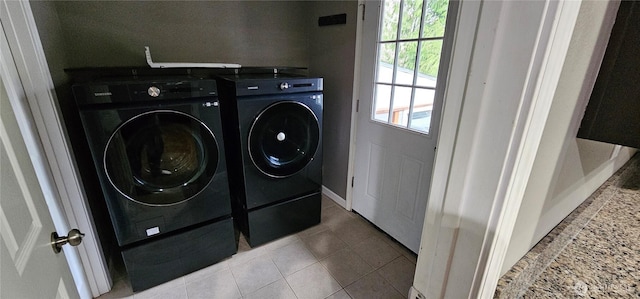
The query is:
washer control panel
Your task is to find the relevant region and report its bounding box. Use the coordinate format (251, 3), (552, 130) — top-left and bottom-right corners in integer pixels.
(73, 79), (218, 105)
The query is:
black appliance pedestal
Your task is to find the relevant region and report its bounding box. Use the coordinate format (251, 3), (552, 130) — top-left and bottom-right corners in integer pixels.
(121, 218), (236, 292)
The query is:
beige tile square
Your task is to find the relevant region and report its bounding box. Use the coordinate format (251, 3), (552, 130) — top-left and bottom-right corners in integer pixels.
(377, 256), (416, 297)
(182, 259), (230, 284)
(344, 272), (404, 299)
(322, 194), (338, 210)
(286, 263), (342, 299)
(229, 242), (270, 267)
(335, 217), (381, 247)
(243, 279), (297, 299)
(380, 235), (418, 264)
(351, 236), (401, 268)
(272, 240), (318, 275)
(320, 248), (374, 287)
(231, 257), (283, 295)
(303, 230), (348, 259)
(321, 205), (355, 231)
(260, 234), (301, 252)
(133, 277), (186, 299)
(185, 268), (241, 299)
(297, 223), (330, 239)
(401, 249), (418, 264)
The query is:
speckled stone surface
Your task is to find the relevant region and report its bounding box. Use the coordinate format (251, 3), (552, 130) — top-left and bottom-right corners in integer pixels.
(495, 153), (640, 298)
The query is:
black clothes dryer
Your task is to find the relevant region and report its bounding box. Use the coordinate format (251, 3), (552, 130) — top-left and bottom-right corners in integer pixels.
(217, 73), (323, 247)
(72, 78), (236, 291)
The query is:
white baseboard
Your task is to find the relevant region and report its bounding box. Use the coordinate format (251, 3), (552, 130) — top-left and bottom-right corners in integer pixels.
(321, 185), (347, 209)
(408, 286), (425, 299)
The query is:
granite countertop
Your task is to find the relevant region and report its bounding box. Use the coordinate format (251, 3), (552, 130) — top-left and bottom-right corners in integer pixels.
(495, 154), (640, 298)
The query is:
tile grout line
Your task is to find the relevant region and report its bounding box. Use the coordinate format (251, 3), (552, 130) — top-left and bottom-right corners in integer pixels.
(227, 263), (244, 299)
(299, 208), (410, 298)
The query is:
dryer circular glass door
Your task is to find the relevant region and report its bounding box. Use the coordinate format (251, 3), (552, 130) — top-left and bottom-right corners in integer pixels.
(104, 110), (219, 206)
(248, 101), (320, 178)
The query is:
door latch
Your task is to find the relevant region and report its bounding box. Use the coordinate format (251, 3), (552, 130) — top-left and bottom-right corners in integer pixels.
(51, 229), (84, 254)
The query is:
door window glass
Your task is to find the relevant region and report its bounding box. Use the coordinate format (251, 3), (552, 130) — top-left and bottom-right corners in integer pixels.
(373, 0), (449, 134)
(104, 111), (218, 206)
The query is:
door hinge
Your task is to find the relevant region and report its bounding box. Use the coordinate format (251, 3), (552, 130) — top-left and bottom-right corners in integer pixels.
(356, 99), (360, 112)
(351, 176), (355, 187)
(360, 3), (366, 20)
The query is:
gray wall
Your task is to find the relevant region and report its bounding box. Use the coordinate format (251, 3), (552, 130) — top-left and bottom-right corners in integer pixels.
(307, 1), (358, 200)
(51, 1), (310, 67)
(30, 1), (357, 202)
(30, 1), (68, 87)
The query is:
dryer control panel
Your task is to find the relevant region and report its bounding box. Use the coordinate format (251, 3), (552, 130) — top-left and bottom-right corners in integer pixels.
(217, 75), (323, 97)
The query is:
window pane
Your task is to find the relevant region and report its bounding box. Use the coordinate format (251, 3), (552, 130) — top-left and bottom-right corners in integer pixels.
(381, 0), (400, 41)
(422, 0), (448, 38)
(377, 43), (396, 84)
(395, 41), (418, 85)
(373, 84), (392, 122)
(399, 0), (424, 40)
(391, 86), (412, 127)
(416, 40), (443, 88)
(371, 0), (449, 135)
(410, 88), (435, 133)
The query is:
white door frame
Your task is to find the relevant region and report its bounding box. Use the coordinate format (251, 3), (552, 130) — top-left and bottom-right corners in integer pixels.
(414, 0), (582, 297)
(349, 0), (583, 298)
(1, 1), (111, 297)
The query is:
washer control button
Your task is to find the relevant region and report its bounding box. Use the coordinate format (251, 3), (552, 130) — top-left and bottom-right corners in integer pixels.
(279, 82), (290, 90)
(148, 86), (161, 97)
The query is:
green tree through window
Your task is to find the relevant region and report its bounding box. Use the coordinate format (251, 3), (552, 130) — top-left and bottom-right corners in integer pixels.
(374, 0), (449, 133)
(380, 0), (448, 77)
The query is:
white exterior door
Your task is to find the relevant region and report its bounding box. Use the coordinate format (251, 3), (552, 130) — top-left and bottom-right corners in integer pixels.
(352, 0), (451, 253)
(0, 30), (80, 299)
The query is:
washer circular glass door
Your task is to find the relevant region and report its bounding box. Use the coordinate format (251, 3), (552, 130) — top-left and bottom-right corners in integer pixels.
(249, 101), (320, 178)
(104, 110), (218, 206)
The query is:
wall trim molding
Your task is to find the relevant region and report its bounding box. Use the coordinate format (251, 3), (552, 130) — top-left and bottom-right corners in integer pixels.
(408, 286), (425, 299)
(345, 0), (366, 213)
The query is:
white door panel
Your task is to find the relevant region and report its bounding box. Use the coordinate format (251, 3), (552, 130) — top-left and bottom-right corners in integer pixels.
(353, 133), (432, 252)
(0, 33), (80, 299)
(353, 0), (451, 253)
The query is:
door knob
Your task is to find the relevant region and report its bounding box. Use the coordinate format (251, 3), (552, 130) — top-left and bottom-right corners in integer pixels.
(51, 229), (84, 254)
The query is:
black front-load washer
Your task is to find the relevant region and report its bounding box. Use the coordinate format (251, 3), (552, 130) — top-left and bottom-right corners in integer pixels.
(72, 78), (236, 291)
(217, 73), (323, 246)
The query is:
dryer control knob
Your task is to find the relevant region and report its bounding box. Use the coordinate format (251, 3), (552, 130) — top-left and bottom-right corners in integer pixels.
(148, 86), (161, 97)
(279, 82), (290, 90)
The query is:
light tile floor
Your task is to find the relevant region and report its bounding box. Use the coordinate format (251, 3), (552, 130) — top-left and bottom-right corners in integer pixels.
(98, 195), (417, 299)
